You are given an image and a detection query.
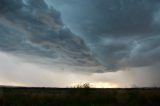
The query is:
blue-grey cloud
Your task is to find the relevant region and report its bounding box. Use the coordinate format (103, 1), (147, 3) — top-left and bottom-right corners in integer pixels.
(0, 0), (103, 71)
(48, 0), (160, 70)
(1, 0), (160, 72)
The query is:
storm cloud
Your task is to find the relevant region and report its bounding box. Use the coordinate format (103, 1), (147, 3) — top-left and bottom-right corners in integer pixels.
(0, 0), (160, 71)
(48, 0), (160, 70)
(0, 0), (105, 73)
(0, 0), (160, 87)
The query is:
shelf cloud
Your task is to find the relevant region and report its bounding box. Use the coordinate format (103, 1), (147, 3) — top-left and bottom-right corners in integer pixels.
(0, 0), (160, 87)
(46, 0), (160, 70)
(0, 0), (106, 73)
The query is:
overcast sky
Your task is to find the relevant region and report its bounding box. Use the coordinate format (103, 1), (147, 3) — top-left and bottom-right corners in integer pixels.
(0, 0), (160, 88)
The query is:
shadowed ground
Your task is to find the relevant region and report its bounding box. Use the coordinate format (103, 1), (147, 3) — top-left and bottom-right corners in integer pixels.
(0, 87), (160, 106)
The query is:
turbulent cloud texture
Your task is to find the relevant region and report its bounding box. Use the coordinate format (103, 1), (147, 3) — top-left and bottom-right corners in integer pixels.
(0, 0), (104, 72)
(48, 0), (160, 70)
(0, 0), (160, 72)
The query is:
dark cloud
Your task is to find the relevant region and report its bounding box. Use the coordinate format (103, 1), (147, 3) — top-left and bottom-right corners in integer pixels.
(0, 0), (160, 72)
(49, 0), (160, 71)
(50, 0), (160, 36)
(127, 36), (160, 67)
(0, 0), (102, 69)
(89, 0), (159, 35)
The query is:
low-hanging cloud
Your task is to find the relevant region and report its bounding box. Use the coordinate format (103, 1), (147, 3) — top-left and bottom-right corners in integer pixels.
(0, 0), (160, 72)
(0, 0), (105, 73)
(1, 51), (160, 87)
(48, 0), (160, 71)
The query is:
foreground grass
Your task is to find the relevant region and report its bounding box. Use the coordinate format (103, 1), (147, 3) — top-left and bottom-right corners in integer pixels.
(0, 87), (160, 106)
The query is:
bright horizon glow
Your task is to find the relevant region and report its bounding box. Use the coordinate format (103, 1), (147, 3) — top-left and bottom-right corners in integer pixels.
(0, 80), (27, 87)
(90, 82), (119, 88)
(0, 81), (120, 88)
(0, 51), (159, 88)
(71, 82), (120, 88)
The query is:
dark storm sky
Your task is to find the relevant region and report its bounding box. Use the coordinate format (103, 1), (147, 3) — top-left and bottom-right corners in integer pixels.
(46, 0), (160, 71)
(0, 0), (160, 87)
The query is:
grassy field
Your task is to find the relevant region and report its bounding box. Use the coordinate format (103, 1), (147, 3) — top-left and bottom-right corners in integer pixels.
(0, 87), (160, 106)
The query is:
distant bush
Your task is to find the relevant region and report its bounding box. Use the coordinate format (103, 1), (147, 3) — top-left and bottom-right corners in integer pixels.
(75, 83), (90, 88)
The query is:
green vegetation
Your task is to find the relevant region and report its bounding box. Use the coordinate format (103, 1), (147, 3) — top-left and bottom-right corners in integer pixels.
(0, 87), (160, 106)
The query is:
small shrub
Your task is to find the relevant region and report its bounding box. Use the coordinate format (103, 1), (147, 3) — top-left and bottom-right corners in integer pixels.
(75, 83), (91, 88)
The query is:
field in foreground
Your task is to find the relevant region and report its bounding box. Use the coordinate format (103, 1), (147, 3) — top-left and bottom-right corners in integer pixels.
(0, 87), (160, 106)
